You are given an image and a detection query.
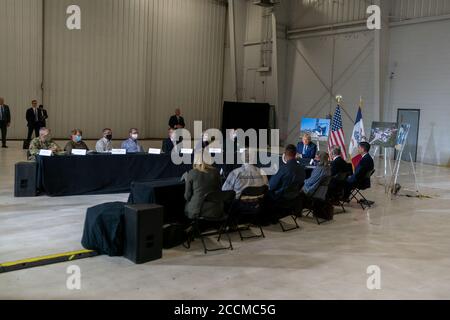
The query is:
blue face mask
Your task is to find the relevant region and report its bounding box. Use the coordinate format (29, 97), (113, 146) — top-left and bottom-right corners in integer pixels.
(74, 135), (82, 143)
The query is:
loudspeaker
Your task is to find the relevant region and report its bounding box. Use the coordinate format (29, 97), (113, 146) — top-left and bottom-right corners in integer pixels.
(124, 204), (163, 264)
(14, 162), (37, 197)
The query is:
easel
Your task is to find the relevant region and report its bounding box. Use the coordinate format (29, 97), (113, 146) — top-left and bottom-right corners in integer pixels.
(371, 145), (394, 193)
(388, 129), (422, 197)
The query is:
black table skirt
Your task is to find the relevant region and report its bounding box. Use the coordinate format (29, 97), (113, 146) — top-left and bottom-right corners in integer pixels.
(37, 154), (192, 197)
(36, 153), (312, 197)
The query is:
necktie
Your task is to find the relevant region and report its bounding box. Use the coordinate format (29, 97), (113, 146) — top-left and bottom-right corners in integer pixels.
(303, 144), (307, 154)
(0, 106), (3, 121)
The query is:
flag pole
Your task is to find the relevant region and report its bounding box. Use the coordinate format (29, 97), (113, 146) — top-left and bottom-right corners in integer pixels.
(335, 95), (355, 124)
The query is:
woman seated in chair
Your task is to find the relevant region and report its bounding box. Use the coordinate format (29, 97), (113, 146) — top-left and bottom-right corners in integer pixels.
(184, 153), (222, 219)
(302, 151), (331, 196)
(64, 129), (89, 155)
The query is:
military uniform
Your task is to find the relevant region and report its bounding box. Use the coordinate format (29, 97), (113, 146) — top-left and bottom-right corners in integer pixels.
(28, 138), (61, 161)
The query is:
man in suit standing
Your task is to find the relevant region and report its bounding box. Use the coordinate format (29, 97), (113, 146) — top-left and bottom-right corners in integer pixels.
(168, 108), (185, 129)
(26, 100), (43, 141)
(38, 105), (48, 128)
(296, 134), (317, 159)
(330, 145), (351, 177)
(344, 142), (374, 199)
(0, 97), (11, 148)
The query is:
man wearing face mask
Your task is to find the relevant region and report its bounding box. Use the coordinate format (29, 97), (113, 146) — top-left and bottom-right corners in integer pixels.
(64, 129), (89, 155)
(121, 128), (143, 153)
(28, 127), (61, 160)
(96, 128), (113, 153)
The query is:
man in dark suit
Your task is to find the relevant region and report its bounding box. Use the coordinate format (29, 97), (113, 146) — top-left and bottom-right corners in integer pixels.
(0, 97), (11, 148)
(296, 134), (317, 159)
(269, 144), (306, 200)
(344, 142), (374, 198)
(330, 145), (351, 177)
(168, 108), (185, 129)
(26, 100), (44, 141)
(39, 105), (48, 128)
(162, 128), (180, 154)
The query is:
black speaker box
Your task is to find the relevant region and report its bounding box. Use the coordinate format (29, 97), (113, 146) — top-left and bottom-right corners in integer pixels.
(14, 162), (37, 197)
(124, 204), (163, 264)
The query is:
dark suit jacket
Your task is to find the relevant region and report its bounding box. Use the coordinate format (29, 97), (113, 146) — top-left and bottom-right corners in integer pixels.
(26, 108), (44, 127)
(184, 168), (222, 219)
(40, 108), (48, 127)
(162, 138), (177, 153)
(296, 142), (317, 159)
(331, 156), (351, 177)
(169, 115), (185, 129)
(0, 105), (11, 124)
(347, 154), (374, 188)
(269, 159), (306, 200)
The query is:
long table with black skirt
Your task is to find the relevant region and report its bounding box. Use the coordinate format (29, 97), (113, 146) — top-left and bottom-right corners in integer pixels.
(36, 153), (193, 197)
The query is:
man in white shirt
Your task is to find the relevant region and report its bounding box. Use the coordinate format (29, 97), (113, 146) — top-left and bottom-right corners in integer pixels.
(96, 128), (113, 153)
(222, 150), (268, 199)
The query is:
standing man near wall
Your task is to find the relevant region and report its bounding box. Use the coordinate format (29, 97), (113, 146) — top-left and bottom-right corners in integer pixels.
(26, 100), (43, 141)
(169, 108), (186, 129)
(0, 97), (11, 148)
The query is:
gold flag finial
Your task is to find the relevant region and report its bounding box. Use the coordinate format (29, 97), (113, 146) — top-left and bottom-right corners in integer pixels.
(336, 95), (343, 105)
(359, 96), (364, 108)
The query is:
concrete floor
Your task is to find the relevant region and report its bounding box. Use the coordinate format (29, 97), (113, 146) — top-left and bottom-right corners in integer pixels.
(1, 141), (450, 300)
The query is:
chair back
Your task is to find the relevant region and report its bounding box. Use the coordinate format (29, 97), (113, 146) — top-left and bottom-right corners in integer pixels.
(312, 176), (332, 201)
(200, 190), (236, 220)
(238, 185), (268, 215)
(281, 183), (301, 202)
(240, 185), (268, 199)
(356, 169), (375, 190)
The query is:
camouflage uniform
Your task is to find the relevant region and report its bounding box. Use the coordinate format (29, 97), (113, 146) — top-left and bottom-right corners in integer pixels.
(28, 138), (62, 161)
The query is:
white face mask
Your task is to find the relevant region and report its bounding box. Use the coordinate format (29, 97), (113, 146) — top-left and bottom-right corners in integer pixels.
(131, 134), (139, 140)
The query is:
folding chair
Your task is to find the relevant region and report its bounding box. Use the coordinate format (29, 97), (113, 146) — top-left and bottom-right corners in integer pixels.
(272, 184), (303, 232)
(329, 172), (351, 214)
(188, 190), (236, 254)
(303, 176), (333, 225)
(233, 185), (268, 241)
(349, 169), (376, 210)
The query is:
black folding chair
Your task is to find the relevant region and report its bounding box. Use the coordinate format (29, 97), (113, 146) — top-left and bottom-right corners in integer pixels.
(329, 172), (351, 214)
(233, 185), (268, 241)
(349, 169), (376, 210)
(303, 176), (333, 225)
(272, 184), (303, 232)
(188, 190), (236, 254)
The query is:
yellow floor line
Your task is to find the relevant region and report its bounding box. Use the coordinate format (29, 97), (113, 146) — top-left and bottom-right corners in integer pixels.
(0, 250), (95, 267)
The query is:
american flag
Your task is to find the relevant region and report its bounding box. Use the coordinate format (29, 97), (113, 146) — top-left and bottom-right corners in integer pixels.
(328, 106), (348, 160)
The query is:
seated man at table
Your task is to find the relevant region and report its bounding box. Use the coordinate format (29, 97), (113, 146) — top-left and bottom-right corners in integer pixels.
(184, 153), (222, 219)
(28, 127), (62, 160)
(268, 144), (306, 201)
(222, 150), (268, 199)
(121, 128), (144, 153)
(162, 128), (179, 154)
(296, 133), (317, 160)
(96, 128), (113, 153)
(330, 145), (350, 177)
(65, 129), (89, 155)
